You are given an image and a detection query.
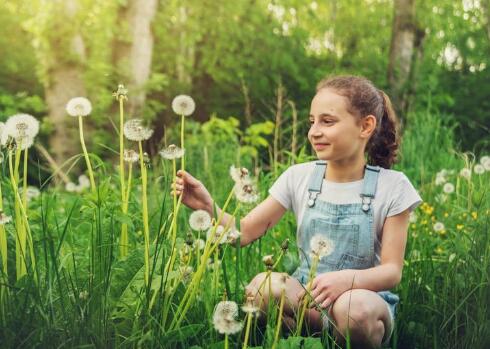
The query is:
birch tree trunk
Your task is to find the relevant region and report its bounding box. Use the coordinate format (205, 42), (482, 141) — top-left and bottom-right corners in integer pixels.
(387, 0), (424, 117)
(113, 0), (158, 117)
(44, 0), (87, 166)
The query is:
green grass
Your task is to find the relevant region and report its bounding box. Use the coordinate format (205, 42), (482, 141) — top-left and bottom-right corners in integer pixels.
(0, 109), (488, 348)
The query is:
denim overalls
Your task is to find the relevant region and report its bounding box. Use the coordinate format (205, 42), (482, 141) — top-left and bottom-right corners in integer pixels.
(291, 161), (399, 345)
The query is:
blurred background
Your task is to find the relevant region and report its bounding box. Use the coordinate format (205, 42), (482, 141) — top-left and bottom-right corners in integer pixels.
(0, 0), (489, 179)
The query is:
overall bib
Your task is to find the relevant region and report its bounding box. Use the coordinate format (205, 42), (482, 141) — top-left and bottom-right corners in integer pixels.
(291, 161), (399, 346)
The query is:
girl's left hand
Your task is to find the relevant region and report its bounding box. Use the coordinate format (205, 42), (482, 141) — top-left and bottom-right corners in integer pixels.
(307, 269), (357, 309)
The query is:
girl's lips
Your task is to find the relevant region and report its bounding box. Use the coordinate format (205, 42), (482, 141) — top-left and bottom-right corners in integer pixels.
(314, 143), (330, 150)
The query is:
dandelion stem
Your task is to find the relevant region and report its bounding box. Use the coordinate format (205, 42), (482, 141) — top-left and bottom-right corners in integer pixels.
(118, 97), (127, 257)
(242, 312), (253, 349)
(78, 115), (96, 194)
(296, 255), (319, 335)
(139, 141), (150, 286)
(272, 289), (286, 349)
(180, 114), (185, 173)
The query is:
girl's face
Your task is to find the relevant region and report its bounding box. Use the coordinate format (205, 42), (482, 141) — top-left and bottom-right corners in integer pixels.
(308, 88), (371, 162)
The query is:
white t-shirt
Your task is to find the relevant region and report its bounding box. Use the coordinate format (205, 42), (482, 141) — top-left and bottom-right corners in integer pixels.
(269, 161), (423, 265)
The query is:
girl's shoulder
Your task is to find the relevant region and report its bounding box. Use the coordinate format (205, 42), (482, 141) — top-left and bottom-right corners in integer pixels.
(377, 167), (412, 185)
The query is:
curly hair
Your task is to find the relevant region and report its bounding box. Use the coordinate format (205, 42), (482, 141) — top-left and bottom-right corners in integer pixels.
(316, 75), (400, 169)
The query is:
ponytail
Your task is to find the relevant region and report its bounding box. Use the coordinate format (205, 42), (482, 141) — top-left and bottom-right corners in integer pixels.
(316, 75), (400, 169)
(366, 90), (400, 169)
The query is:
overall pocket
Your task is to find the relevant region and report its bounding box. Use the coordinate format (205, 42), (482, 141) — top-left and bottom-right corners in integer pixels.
(311, 219), (362, 269)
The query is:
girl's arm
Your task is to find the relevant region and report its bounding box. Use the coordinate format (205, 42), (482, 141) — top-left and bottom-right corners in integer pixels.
(213, 196), (287, 247)
(308, 209), (410, 307)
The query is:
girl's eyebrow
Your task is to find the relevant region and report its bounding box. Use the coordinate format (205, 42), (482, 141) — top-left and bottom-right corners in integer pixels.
(309, 113), (338, 118)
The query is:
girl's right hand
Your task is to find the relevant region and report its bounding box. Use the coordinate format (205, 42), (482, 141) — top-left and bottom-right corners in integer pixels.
(171, 170), (214, 213)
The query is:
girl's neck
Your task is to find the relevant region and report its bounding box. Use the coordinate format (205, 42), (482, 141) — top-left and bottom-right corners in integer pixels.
(324, 156), (367, 183)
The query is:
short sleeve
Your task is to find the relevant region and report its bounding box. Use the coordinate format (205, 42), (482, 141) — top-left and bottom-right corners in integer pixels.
(268, 167), (293, 211)
(387, 174), (423, 217)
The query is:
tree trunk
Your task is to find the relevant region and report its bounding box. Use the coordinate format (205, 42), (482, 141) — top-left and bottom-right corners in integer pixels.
(387, 0), (424, 118)
(113, 0), (158, 117)
(44, 0), (87, 167)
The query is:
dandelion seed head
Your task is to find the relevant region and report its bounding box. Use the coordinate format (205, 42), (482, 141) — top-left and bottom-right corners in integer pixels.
(1, 114), (39, 148)
(459, 168), (471, 179)
(212, 301), (243, 334)
(241, 296), (260, 316)
(206, 225), (229, 244)
(233, 179), (259, 204)
(0, 211), (12, 225)
(66, 97), (92, 117)
(230, 165), (250, 183)
(113, 84), (128, 100)
(262, 254), (274, 267)
(310, 234), (334, 258)
(433, 222), (445, 231)
(226, 227), (242, 244)
(443, 182), (454, 194)
(474, 164), (485, 175)
(189, 209), (212, 231)
(172, 95), (195, 116)
(194, 238), (205, 250)
(65, 182), (78, 192)
(159, 144), (185, 160)
(123, 119), (153, 141)
(123, 149), (139, 163)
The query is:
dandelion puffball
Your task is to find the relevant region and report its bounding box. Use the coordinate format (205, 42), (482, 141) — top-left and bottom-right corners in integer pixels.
(159, 144), (185, 160)
(123, 119), (154, 142)
(172, 95), (195, 116)
(1, 113), (39, 149)
(433, 222), (445, 231)
(443, 182), (454, 194)
(230, 165), (250, 183)
(123, 149), (139, 163)
(310, 234), (334, 258)
(459, 168), (471, 179)
(212, 301), (243, 335)
(66, 97), (92, 117)
(189, 210), (212, 231)
(474, 164), (485, 175)
(233, 178), (259, 204)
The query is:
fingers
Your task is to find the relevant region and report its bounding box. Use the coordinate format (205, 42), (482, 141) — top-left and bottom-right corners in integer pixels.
(170, 181), (183, 196)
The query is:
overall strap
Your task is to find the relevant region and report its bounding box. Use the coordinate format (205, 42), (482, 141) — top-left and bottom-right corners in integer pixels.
(307, 161), (327, 207)
(360, 165), (381, 212)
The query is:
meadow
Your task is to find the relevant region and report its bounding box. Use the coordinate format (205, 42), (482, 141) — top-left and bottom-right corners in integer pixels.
(0, 92), (488, 349)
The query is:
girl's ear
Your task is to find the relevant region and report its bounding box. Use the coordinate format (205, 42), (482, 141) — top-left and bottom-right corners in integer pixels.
(360, 114), (377, 139)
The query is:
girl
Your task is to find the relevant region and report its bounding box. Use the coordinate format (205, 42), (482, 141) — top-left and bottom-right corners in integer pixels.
(171, 75), (422, 348)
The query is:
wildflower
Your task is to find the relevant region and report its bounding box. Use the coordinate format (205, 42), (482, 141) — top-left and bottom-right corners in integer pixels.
(443, 183), (454, 194)
(65, 182), (78, 192)
(474, 164), (485, 175)
(310, 234), (334, 258)
(471, 211), (477, 219)
(159, 144), (185, 160)
(433, 222), (445, 232)
(66, 97), (92, 117)
(456, 224), (464, 230)
(0, 211), (12, 225)
(233, 178), (259, 204)
(435, 246), (444, 254)
(123, 119), (154, 141)
(226, 227), (242, 244)
(172, 95), (195, 116)
(481, 156), (490, 171)
(1, 114), (40, 149)
(212, 300), (243, 335)
(262, 255), (274, 268)
(230, 165), (250, 183)
(206, 225), (229, 244)
(78, 174), (90, 190)
(194, 238), (206, 250)
(459, 168), (471, 179)
(435, 169), (448, 185)
(189, 210), (212, 231)
(79, 290), (89, 301)
(112, 84), (128, 100)
(123, 149), (139, 163)
(241, 295), (260, 316)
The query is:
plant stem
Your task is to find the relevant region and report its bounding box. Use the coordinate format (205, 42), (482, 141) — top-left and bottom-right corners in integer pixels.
(139, 141), (150, 286)
(78, 115), (96, 194)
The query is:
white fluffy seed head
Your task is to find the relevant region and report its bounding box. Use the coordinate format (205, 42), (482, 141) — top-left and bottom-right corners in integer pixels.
(123, 149), (139, 163)
(230, 165), (250, 183)
(443, 182), (455, 194)
(433, 222), (445, 231)
(212, 301), (243, 334)
(66, 97), (92, 117)
(233, 178), (259, 204)
(189, 210), (212, 231)
(172, 95), (195, 116)
(123, 119), (154, 142)
(159, 144), (185, 160)
(1, 114), (39, 148)
(310, 234), (335, 259)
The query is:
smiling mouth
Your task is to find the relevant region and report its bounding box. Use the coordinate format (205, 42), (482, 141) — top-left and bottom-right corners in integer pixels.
(313, 143), (330, 150)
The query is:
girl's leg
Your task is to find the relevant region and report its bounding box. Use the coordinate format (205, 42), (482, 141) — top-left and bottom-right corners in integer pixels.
(245, 272), (325, 332)
(328, 289), (392, 349)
